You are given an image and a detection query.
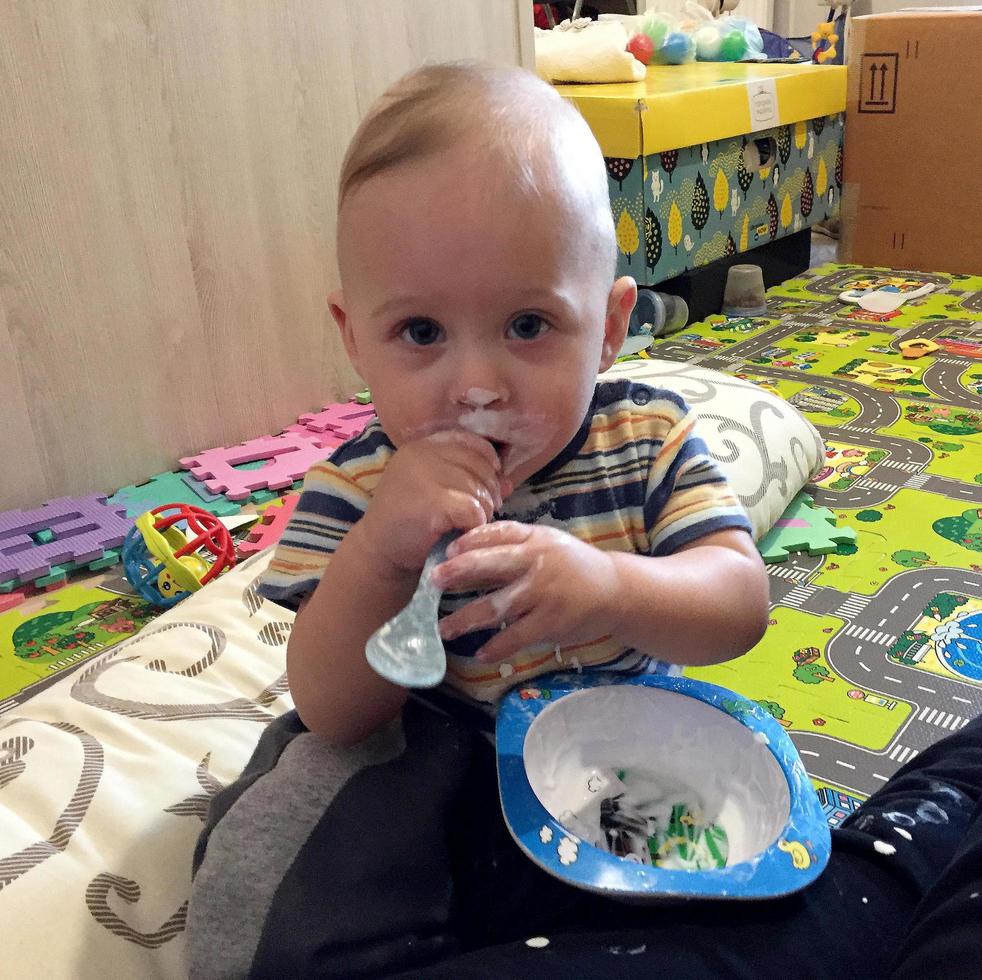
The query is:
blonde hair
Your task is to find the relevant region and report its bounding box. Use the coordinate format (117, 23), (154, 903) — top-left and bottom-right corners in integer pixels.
(338, 61), (616, 279)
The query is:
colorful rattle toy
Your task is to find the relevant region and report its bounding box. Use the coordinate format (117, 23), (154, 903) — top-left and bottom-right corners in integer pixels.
(122, 503), (236, 607)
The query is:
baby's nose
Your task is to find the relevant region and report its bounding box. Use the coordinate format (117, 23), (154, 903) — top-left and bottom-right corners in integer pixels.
(450, 346), (511, 407)
(456, 386), (501, 408)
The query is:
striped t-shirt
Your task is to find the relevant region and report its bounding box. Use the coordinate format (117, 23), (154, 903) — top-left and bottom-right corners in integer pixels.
(259, 379), (751, 705)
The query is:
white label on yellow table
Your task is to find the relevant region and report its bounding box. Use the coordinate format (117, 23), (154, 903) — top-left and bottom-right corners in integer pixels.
(747, 78), (780, 132)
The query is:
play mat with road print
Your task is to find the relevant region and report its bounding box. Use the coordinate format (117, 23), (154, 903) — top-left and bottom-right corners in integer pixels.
(642, 262), (982, 826)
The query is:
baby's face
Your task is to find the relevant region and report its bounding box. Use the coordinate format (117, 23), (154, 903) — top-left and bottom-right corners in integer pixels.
(333, 147), (633, 487)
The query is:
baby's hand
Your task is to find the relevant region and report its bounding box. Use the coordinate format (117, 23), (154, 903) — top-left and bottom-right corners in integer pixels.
(431, 522), (621, 662)
(359, 431), (511, 577)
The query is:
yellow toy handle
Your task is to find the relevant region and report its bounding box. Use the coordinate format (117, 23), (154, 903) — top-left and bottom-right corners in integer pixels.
(134, 511), (207, 594)
(811, 21), (838, 65)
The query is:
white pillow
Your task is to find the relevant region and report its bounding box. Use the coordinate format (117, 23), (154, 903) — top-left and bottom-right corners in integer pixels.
(0, 552), (292, 979)
(602, 358), (825, 540)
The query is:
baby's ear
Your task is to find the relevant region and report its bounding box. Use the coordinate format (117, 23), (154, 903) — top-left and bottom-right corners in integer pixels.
(599, 276), (637, 371)
(328, 289), (360, 369)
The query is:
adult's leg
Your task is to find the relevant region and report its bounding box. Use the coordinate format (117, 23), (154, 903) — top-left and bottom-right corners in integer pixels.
(886, 717), (982, 980)
(836, 711), (982, 897)
(889, 796), (982, 979)
(393, 716), (982, 979)
(187, 701), (482, 979)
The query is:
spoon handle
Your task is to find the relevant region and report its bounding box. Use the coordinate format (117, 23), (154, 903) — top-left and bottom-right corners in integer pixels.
(364, 531), (459, 688)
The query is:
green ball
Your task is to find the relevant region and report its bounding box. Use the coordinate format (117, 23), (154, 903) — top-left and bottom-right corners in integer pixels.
(643, 20), (668, 47)
(718, 32), (748, 62)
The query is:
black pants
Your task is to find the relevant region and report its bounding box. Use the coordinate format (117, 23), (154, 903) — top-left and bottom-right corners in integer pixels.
(197, 702), (982, 979)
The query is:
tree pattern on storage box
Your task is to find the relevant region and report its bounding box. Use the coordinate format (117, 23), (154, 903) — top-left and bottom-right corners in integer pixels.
(777, 125), (792, 165)
(606, 157), (634, 190)
(644, 208), (662, 272)
(610, 113), (843, 285)
(691, 173), (710, 236)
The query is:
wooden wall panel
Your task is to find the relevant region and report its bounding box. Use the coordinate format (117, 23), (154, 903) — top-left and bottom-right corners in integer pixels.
(0, 0), (531, 510)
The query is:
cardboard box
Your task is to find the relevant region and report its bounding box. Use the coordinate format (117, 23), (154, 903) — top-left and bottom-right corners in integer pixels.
(841, 8), (982, 275)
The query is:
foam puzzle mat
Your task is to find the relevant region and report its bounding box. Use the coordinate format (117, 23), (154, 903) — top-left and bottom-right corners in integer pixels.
(0, 511), (270, 713)
(651, 262), (982, 822)
(3, 261), (981, 829)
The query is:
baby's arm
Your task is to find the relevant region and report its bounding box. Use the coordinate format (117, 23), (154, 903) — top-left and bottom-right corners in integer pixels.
(287, 431), (508, 744)
(603, 527), (768, 665)
(286, 521), (418, 745)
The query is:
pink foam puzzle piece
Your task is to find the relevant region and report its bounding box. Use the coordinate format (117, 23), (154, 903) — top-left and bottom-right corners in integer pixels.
(0, 495), (132, 584)
(179, 433), (335, 501)
(0, 584), (38, 613)
(282, 424), (348, 452)
(238, 492), (301, 557)
(297, 402), (376, 439)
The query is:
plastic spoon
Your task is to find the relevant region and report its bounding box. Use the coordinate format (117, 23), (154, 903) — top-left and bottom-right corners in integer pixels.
(364, 531), (459, 688)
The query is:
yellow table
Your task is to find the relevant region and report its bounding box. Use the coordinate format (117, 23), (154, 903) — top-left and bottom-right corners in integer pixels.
(557, 62), (846, 157)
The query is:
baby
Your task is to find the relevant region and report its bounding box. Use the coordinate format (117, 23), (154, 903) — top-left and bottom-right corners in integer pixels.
(188, 61), (768, 976)
(260, 61), (768, 745)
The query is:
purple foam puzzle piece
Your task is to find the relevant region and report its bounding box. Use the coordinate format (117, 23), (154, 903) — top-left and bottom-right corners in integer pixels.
(0, 495), (132, 583)
(179, 432), (338, 501)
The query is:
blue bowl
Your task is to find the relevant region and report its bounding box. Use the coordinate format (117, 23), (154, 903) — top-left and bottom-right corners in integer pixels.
(496, 671), (830, 901)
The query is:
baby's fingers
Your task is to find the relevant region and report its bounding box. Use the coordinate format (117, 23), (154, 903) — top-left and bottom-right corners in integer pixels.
(446, 520), (532, 558)
(473, 609), (550, 665)
(428, 436), (508, 513)
(428, 429), (501, 473)
(431, 491), (495, 539)
(438, 578), (534, 643)
(432, 541), (532, 592)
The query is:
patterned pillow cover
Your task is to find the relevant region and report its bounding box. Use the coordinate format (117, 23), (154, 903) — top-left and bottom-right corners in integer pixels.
(0, 553), (292, 978)
(0, 361), (823, 976)
(605, 357), (825, 539)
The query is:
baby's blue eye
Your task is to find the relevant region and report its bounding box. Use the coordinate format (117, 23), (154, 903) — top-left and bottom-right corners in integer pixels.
(401, 318), (442, 346)
(508, 313), (548, 341)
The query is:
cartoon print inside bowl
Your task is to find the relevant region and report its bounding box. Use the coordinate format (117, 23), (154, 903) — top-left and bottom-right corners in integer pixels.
(559, 766), (731, 871)
(495, 672), (831, 901)
(523, 686), (789, 871)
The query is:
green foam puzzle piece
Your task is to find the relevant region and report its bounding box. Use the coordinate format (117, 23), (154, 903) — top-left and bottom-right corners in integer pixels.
(248, 481), (303, 506)
(248, 487), (282, 505)
(86, 549), (121, 572)
(34, 561), (74, 588)
(109, 470), (242, 518)
(758, 494), (858, 565)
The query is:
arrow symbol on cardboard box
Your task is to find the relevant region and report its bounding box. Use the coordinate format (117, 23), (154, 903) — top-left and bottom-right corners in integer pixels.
(867, 63), (890, 103)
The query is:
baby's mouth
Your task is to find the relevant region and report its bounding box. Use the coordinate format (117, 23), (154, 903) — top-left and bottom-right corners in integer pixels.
(485, 438), (515, 486)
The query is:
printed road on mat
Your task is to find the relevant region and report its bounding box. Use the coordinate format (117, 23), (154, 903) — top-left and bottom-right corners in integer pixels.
(639, 262), (982, 822)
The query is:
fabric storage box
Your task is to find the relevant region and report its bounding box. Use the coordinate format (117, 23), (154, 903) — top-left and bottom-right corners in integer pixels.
(556, 63), (846, 286)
